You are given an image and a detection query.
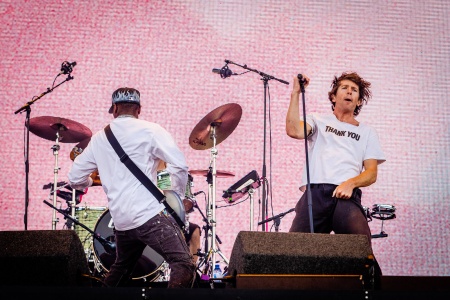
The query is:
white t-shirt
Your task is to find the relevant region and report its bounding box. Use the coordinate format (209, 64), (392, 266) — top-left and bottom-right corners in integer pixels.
(68, 116), (188, 230)
(300, 113), (386, 190)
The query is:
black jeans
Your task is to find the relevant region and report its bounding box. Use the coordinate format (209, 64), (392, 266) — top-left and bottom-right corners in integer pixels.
(103, 210), (196, 288)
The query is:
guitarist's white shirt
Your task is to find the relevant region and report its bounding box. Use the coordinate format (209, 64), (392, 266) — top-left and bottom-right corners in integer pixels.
(68, 116), (189, 230)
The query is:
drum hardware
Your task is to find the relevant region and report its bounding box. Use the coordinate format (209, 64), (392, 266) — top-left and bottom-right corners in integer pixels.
(223, 170), (261, 231)
(29, 116), (92, 230)
(189, 103), (242, 281)
(369, 204), (396, 239)
(191, 198), (225, 280)
(44, 181), (87, 229)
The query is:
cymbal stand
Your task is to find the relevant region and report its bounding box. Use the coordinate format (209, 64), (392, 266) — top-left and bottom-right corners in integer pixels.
(248, 188), (255, 231)
(191, 199), (224, 276)
(204, 123), (229, 278)
(51, 129), (63, 230)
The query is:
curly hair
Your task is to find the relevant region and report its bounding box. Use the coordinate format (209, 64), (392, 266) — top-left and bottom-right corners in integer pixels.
(328, 72), (372, 116)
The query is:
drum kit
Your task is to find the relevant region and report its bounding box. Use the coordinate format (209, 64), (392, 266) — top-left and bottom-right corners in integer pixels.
(30, 102), (244, 284)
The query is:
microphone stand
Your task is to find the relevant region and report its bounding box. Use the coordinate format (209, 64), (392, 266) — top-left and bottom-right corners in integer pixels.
(257, 208), (295, 232)
(224, 59), (289, 231)
(298, 74), (314, 233)
(42, 200), (116, 254)
(14, 73), (74, 230)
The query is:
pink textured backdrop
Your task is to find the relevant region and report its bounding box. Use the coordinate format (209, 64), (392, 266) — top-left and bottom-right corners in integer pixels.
(1, 0), (449, 276)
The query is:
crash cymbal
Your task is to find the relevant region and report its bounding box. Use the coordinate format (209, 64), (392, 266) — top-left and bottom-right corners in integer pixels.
(29, 116), (92, 143)
(190, 169), (235, 178)
(189, 103), (242, 150)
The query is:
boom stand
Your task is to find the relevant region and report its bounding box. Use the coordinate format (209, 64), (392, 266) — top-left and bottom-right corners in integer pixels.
(222, 60), (289, 231)
(14, 72), (74, 230)
(204, 124), (229, 278)
(43, 199), (116, 254)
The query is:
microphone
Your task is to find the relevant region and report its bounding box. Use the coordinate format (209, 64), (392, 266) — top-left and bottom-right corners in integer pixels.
(192, 191), (203, 196)
(212, 65), (233, 79)
(60, 61), (77, 75)
(297, 73), (306, 93)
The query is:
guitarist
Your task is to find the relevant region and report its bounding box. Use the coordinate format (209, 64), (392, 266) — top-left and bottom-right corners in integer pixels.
(68, 87), (195, 288)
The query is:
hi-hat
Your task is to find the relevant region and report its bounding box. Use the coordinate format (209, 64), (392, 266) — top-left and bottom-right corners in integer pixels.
(189, 103), (242, 150)
(190, 169), (235, 178)
(29, 116), (92, 143)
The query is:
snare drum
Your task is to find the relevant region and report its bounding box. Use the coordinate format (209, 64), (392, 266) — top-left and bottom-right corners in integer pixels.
(92, 209), (165, 282)
(371, 204), (396, 220)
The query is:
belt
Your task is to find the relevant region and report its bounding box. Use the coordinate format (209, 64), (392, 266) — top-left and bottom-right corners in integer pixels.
(309, 183), (336, 189)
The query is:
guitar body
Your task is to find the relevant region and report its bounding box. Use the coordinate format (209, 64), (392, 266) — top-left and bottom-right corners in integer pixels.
(162, 190), (188, 233)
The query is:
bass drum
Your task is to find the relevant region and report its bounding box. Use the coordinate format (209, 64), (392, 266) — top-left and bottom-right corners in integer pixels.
(92, 209), (165, 282)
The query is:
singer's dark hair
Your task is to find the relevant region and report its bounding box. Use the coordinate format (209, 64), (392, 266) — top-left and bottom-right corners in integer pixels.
(328, 72), (371, 117)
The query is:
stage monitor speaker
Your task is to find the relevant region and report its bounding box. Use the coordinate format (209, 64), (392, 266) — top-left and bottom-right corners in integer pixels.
(0, 230), (90, 286)
(228, 231), (374, 277)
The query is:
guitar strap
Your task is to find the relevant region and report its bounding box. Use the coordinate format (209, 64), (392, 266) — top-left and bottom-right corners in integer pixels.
(104, 124), (186, 231)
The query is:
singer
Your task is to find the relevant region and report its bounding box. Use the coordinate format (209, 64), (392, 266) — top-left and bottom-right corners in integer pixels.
(68, 87), (195, 288)
(285, 72), (386, 287)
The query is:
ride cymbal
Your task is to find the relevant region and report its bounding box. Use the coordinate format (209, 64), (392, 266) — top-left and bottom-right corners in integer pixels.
(189, 169), (235, 178)
(29, 116), (92, 143)
(189, 103), (242, 150)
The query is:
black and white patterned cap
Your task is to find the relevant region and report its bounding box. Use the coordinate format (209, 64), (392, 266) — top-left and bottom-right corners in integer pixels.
(108, 87), (141, 113)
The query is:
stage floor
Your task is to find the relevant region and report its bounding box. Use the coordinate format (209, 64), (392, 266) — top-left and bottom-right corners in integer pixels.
(1, 276), (449, 300)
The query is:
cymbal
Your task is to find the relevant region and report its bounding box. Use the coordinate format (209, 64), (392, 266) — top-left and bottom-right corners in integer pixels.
(189, 169), (235, 178)
(29, 116), (92, 143)
(189, 103), (242, 150)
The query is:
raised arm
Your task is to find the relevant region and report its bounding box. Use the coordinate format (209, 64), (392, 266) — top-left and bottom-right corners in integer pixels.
(286, 75), (312, 139)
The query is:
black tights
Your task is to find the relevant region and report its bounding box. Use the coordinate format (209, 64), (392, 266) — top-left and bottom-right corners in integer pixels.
(289, 184), (372, 246)
(289, 184), (382, 288)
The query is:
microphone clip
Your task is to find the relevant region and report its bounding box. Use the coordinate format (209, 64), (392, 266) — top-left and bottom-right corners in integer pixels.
(60, 61), (76, 75)
(219, 65), (233, 79)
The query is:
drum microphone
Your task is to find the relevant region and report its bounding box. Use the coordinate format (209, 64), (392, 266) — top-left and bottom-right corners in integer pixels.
(192, 191), (203, 196)
(212, 65), (234, 79)
(60, 61), (77, 75)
